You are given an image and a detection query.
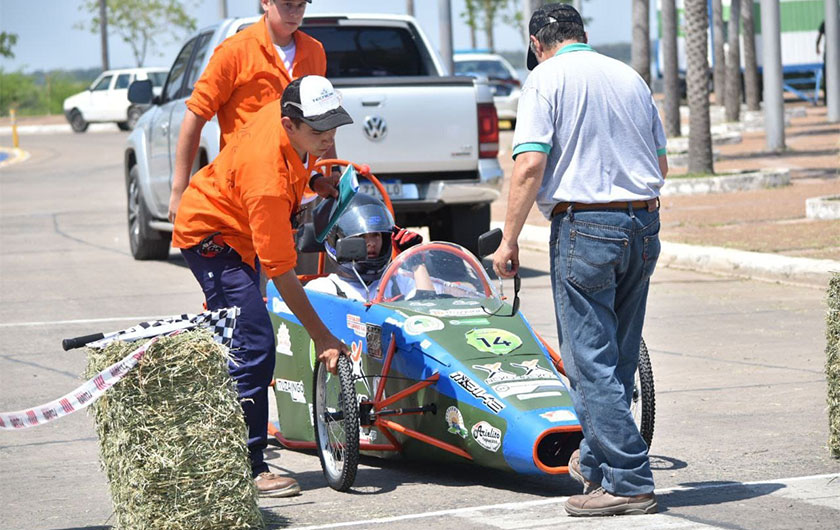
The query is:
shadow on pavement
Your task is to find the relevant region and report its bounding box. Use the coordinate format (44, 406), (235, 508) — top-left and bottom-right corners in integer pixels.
(657, 480), (784, 511)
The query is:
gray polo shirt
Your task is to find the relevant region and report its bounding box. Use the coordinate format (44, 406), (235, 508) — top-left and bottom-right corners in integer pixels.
(512, 43), (667, 219)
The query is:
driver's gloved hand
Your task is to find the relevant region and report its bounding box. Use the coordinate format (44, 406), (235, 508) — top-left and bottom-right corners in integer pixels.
(392, 226), (422, 253)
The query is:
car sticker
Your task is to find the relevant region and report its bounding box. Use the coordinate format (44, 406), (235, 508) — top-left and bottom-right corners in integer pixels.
(350, 341), (371, 395)
(420, 339), (432, 349)
(309, 339), (316, 371)
(408, 301), (436, 307)
(275, 323), (293, 356)
(518, 391), (565, 400)
(430, 308), (486, 317)
(465, 328), (522, 355)
(452, 300), (480, 306)
(274, 378), (306, 404)
(540, 409), (578, 423)
(449, 372), (505, 413)
(404, 315), (445, 335)
(510, 359), (556, 379)
(384, 316), (404, 328)
(471, 421), (502, 452)
(346, 314), (366, 337)
(472, 362), (518, 384)
(491, 380), (566, 399)
(445, 406), (468, 438)
(448, 317), (491, 326)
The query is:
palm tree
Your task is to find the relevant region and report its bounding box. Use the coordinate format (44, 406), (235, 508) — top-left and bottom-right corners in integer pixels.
(632, 0), (651, 86)
(685, 0), (714, 174)
(725, 0), (743, 121)
(712, 0), (726, 105)
(662, 0), (681, 137)
(742, 0), (760, 110)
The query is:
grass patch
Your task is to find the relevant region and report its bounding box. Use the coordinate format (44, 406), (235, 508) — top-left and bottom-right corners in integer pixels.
(668, 172), (716, 180)
(86, 330), (264, 529)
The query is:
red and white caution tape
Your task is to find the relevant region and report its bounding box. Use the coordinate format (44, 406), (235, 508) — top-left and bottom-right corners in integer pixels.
(0, 336), (158, 430)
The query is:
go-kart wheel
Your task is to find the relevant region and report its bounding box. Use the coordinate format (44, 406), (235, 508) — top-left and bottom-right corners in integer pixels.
(632, 338), (655, 449)
(313, 354), (360, 491)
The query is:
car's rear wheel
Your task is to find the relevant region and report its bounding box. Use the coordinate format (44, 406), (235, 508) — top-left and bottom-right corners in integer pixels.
(69, 109), (88, 133)
(632, 338), (655, 449)
(127, 165), (171, 260)
(313, 354), (359, 491)
(429, 203), (490, 256)
(125, 106), (144, 130)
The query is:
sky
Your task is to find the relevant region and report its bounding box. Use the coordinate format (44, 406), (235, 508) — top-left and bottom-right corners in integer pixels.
(0, 0), (642, 73)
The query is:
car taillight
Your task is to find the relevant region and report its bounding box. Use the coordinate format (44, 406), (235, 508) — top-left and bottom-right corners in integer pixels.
(478, 103), (499, 159)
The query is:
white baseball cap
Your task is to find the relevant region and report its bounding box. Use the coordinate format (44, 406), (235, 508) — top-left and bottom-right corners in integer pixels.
(281, 75), (354, 131)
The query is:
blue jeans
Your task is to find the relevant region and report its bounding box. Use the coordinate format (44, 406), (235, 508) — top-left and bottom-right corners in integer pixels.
(181, 247), (275, 477)
(549, 205), (660, 496)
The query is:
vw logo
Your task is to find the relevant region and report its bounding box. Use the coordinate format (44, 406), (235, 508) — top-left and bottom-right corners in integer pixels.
(363, 116), (387, 142)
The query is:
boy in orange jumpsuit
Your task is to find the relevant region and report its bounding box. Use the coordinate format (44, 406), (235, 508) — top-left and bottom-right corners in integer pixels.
(173, 75), (351, 497)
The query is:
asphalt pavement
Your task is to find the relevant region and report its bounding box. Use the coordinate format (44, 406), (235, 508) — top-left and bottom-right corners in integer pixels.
(0, 132), (838, 529)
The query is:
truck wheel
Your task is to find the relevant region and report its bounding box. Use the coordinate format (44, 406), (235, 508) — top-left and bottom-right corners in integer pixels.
(125, 106), (144, 130)
(69, 109), (88, 133)
(429, 203), (490, 256)
(632, 338), (655, 449)
(313, 354), (359, 491)
(127, 165), (171, 260)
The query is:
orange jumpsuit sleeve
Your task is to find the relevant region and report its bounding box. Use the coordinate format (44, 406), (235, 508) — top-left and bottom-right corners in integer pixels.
(186, 42), (240, 121)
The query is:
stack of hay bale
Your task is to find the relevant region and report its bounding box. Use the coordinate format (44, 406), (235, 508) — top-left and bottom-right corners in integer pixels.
(86, 329), (264, 529)
(828, 273), (840, 458)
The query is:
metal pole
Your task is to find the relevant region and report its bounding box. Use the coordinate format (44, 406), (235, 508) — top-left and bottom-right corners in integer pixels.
(760, 0), (785, 150)
(219, 0), (227, 19)
(827, 0), (840, 122)
(99, 0), (109, 71)
(407, 0), (415, 17)
(438, 0), (454, 75)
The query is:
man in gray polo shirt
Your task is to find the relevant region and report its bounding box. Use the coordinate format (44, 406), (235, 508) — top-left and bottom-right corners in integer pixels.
(492, 3), (667, 517)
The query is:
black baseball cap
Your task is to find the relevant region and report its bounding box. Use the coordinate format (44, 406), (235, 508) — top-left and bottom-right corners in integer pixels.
(526, 3), (584, 70)
(281, 75), (354, 132)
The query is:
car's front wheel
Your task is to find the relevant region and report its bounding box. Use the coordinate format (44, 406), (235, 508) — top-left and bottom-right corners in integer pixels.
(127, 165), (171, 260)
(68, 109), (88, 133)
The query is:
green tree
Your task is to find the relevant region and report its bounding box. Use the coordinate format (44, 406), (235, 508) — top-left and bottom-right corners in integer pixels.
(711, 0), (726, 105)
(76, 0), (198, 67)
(0, 32), (18, 58)
(462, 0), (480, 49)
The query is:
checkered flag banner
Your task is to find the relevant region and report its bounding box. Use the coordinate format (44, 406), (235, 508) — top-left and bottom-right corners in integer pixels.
(88, 307), (240, 349)
(0, 307), (240, 430)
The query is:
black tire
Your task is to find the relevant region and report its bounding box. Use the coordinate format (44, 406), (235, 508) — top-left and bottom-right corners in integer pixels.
(117, 121), (130, 131)
(127, 165), (171, 260)
(69, 109), (88, 133)
(429, 203), (490, 256)
(632, 338), (656, 449)
(125, 106), (144, 130)
(313, 354), (359, 492)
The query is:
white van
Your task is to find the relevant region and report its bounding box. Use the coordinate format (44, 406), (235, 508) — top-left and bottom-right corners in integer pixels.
(63, 67), (167, 132)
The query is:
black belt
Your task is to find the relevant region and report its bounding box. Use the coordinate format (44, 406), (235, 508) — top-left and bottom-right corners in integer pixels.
(551, 198), (659, 218)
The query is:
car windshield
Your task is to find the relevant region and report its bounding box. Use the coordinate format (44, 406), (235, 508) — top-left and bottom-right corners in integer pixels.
(148, 72), (167, 87)
(374, 242), (503, 313)
(302, 25), (433, 77)
(454, 59), (514, 80)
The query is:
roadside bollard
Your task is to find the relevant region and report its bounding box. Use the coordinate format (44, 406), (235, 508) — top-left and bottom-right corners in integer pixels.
(10, 108), (19, 148)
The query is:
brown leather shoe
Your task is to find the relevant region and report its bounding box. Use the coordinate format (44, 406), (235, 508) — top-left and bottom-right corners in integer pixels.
(254, 472), (301, 498)
(567, 449), (596, 494)
(564, 488), (657, 516)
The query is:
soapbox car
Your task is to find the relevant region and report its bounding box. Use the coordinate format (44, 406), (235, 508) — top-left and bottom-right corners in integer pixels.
(266, 161), (655, 492)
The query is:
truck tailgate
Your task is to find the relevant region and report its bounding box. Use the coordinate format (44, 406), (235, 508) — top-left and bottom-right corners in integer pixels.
(333, 77), (479, 175)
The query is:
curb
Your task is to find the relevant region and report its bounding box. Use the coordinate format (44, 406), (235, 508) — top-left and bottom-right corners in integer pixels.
(494, 221), (840, 289)
(0, 123), (120, 135)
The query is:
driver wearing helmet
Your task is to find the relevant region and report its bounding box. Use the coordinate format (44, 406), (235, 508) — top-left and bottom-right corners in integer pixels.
(306, 193), (422, 301)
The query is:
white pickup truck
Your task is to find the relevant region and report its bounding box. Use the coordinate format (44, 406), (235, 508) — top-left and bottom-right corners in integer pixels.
(125, 14), (503, 260)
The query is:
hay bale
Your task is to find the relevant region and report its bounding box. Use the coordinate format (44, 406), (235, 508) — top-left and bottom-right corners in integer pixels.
(86, 329), (264, 529)
(828, 273), (840, 458)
